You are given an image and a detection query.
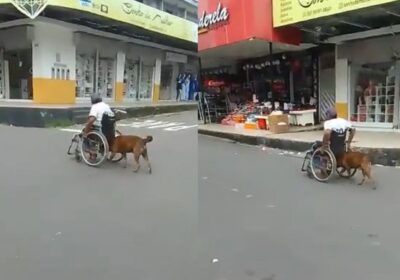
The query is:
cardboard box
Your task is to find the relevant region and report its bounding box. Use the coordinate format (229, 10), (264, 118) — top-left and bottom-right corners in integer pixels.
(268, 114), (289, 126)
(268, 114), (289, 134)
(269, 123), (289, 134)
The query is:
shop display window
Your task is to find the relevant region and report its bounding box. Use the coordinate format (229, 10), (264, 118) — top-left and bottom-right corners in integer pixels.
(97, 57), (115, 98)
(123, 60), (139, 99)
(350, 62), (395, 124)
(76, 54), (95, 97)
(140, 64), (154, 100)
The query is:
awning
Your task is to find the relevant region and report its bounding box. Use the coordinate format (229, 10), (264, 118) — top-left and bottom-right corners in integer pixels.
(200, 38), (315, 68)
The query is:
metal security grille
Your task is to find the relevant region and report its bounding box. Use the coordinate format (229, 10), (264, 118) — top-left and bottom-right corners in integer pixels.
(319, 89), (335, 121)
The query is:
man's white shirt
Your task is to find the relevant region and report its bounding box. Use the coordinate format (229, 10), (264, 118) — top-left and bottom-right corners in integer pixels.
(89, 102), (114, 126)
(324, 118), (352, 134)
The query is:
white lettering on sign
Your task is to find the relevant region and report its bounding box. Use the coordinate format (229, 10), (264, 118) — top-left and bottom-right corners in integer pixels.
(198, 3), (229, 33)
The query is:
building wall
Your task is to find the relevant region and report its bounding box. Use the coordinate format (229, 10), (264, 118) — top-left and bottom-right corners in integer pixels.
(337, 35), (400, 65)
(4, 18), (196, 104)
(32, 22), (76, 104)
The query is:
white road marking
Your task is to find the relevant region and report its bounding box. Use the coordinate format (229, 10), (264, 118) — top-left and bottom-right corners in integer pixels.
(148, 122), (183, 129)
(59, 119), (197, 133)
(164, 124), (198, 131)
(60, 128), (81, 133)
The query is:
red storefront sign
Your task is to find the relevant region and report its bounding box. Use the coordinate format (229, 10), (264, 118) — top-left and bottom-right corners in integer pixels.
(198, 0), (300, 51)
(203, 79), (225, 87)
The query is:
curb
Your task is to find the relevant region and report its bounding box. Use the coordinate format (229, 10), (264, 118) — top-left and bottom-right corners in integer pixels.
(198, 129), (400, 167)
(0, 103), (196, 128)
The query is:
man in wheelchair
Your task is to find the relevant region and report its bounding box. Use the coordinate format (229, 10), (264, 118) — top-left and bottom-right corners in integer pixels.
(311, 107), (356, 160)
(82, 94), (116, 159)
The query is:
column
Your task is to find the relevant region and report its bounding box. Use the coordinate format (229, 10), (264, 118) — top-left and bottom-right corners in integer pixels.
(335, 46), (349, 119)
(152, 58), (161, 103)
(115, 51), (125, 103)
(32, 22), (76, 104)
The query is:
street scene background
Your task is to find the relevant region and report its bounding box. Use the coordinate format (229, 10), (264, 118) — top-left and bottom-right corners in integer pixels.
(199, 134), (400, 280)
(0, 111), (200, 280)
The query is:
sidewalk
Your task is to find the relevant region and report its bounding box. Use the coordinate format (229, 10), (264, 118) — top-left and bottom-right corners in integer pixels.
(198, 123), (400, 166)
(0, 100), (196, 128)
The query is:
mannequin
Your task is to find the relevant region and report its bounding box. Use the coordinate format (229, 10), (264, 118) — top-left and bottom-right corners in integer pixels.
(176, 74), (183, 101)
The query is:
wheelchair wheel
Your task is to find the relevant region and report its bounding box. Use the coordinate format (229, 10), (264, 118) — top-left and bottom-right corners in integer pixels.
(80, 131), (109, 167)
(310, 148), (336, 182)
(301, 151), (313, 178)
(337, 167), (357, 178)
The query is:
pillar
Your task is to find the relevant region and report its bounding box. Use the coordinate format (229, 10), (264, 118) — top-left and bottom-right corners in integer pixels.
(152, 58), (161, 103)
(335, 46), (349, 119)
(32, 22), (76, 104)
(115, 51), (125, 103)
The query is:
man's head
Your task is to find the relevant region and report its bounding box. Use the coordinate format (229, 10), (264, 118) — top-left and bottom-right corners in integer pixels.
(326, 107), (337, 120)
(91, 94), (102, 105)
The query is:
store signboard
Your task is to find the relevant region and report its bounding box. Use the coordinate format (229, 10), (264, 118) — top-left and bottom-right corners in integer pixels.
(0, 0), (197, 43)
(273, 0), (398, 27)
(165, 52), (188, 64)
(198, 0), (301, 51)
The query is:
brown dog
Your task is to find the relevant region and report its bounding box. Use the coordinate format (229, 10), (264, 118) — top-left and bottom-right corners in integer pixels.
(109, 135), (153, 173)
(336, 151), (374, 186)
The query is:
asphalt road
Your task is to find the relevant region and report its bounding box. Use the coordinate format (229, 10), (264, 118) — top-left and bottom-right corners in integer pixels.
(199, 135), (400, 280)
(0, 111), (200, 280)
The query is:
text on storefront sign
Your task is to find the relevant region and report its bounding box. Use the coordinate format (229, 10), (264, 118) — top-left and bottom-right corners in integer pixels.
(198, 2), (229, 34)
(273, 0), (398, 27)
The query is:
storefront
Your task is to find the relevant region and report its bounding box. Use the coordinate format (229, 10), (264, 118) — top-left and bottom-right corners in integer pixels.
(0, 0), (198, 104)
(198, 0), (325, 129)
(272, 0), (400, 129)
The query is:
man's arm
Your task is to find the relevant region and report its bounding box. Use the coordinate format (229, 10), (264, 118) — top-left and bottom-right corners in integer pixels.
(83, 106), (97, 136)
(322, 129), (331, 147)
(83, 116), (96, 136)
(347, 127), (356, 146)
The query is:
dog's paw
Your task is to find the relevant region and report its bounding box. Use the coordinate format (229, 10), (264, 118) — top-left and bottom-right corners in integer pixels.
(148, 168), (152, 174)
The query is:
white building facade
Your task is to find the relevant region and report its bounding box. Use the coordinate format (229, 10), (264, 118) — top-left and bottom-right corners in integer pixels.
(0, 0), (198, 104)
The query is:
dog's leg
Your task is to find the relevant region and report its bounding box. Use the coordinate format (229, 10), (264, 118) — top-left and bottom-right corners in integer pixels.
(359, 161), (370, 186)
(122, 153), (128, 168)
(108, 152), (116, 161)
(362, 161), (376, 189)
(142, 148), (151, 174)
(132, 148), (140, 172)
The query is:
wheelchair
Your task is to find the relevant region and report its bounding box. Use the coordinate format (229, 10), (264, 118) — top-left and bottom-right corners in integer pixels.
(301, 142), (357, 182)
(67, 109), (127, 167)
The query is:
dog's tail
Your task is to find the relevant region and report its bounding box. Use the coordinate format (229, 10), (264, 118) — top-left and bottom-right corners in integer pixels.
(144, 136), (153, 144)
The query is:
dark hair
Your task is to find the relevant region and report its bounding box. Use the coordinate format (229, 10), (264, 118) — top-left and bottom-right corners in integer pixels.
(91, 94), (102, 104)
(327, 107), (337, 119)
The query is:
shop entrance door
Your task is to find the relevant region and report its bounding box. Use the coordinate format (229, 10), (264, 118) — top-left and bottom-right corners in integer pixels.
(394, 61), (400, 129)
(4, 49), (32, 99)
(124, 59), (139, 99)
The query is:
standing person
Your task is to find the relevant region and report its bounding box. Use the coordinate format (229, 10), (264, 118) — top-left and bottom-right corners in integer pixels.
(176, 74), (183, 101)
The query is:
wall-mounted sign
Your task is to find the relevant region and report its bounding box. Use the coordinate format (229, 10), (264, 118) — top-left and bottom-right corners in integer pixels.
(165, 52), (188, 64)
(273, 0), (398, 27)
(198, 2), (229, 34)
